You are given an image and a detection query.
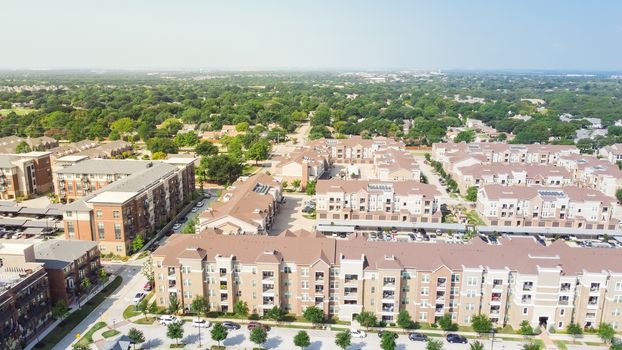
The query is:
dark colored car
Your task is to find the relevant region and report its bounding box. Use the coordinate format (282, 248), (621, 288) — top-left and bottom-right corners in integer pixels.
(488, 235), (498, 244)
(222, 321), (241, 330)
(377, 331), (398, 339)
(446, 334), (468, 344)
(247, 321), (270, 331)
(408, 332), (428, 342)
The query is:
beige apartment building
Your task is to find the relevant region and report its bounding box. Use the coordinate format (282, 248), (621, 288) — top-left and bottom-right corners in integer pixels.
(271, 148), (328, 189)
(558, 154), (622, 197)
(454, 164), (572, 193)
(152, 230), (622, 331)
(315, 179), (441, 224)
(373, 148), (421, 181)
(308, 136), (405, 164)
(198, 173), (283, 235)
(476, 185), (618, 230)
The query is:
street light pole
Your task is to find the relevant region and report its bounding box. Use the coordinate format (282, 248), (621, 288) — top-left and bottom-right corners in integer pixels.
(491, 329), (496, 350)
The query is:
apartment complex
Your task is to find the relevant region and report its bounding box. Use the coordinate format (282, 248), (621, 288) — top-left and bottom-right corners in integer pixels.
(0, 152), (53, 200)
(454, 164), (572, 193)
(476, 185), (618, 230)
(198, 173), (283, 235)
(315, 180), (441, 223)
(61, 158), (196, 256)
(599, 143), (622, 164)
(0, 241), (52, 350)
(271, 148), (328, 189)
(558, 154), (622, 197)
(49, 140), (132, 163)
(373, 148), (421, 181)
(308, 136), (405, 164)
(0, 136), (58, 154)
(152, 230), (622, 331)
(34, 240), (100, 305)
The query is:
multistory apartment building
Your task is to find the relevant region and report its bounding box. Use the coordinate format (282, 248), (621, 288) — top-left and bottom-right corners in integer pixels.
(454, 164), (572, 193)
(198, 173), (283, 235)
(0, 152), (53, 200)
(308, 136), (404, 164)
(34, 240), (100, 305)
(558, 154), (622, 197)
(476, 185), (618, 230)
(271, 148), (328, 189)
(0, 241), (52, 350)
(61, 158), (196, 256)
(0, 136), (58, 154)
(152, 230), (622, 331)
(599, 143), (622, 164)
(316, 180), (441, 223)
(373, 149), (421, 181)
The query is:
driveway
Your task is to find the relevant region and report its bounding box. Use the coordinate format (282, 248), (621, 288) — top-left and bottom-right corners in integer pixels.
(269, 193), (315, 234)
(414, 156), (461, 207)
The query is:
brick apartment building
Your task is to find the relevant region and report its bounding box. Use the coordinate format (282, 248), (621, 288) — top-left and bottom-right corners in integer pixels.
(61, 158), (196, 256)
(0, 152), (53, 200)
(476, 185), (618, 230)
(34, 240), (100, 305)
(0, 241), (52, 350)
(153, 229), (622, 331)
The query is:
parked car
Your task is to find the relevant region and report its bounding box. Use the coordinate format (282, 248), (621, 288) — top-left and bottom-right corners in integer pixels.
(191, 207), (199, 213)
(446, 334), (468, 344)
(192, 319), (211, 328)
(133, 292), (145, 304)
(408, 233), (416, 241)
(222, 321), (241, 330)
(172, 223), (182, 230)
(197, 201), (204, 207)
(488, 235), (498, 244)
(158, 315), (181, 325)
(349, 329), (367, 338)
(143, 282), (152, 292)
(408, 332), (428, 342)
(377, 330), (398, 339)
(247, 321), (270, 331)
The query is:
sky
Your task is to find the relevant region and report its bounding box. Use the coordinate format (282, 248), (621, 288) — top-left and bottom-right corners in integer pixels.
(1, 0), (621, 71)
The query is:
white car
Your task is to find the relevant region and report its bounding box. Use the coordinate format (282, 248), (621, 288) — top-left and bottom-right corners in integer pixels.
(159, 315), (181, 325)
(133, 292), (145, 304)
(192, 319), (211, 328)
(191, 207), (199, 213)
(172, 223), (182, 230)
(349, 329), (367, 338)
(197, 201), (204, 207)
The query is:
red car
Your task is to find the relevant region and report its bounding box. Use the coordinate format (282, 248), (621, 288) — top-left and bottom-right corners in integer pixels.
(247, 321), (270, 332)
(144, 282), (152, 291)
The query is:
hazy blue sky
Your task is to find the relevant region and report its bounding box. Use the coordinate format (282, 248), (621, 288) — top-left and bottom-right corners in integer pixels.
(1, 0), (620, 70)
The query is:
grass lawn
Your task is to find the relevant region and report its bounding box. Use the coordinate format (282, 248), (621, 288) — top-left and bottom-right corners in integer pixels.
(134, 317), (156, 325)
(123, 304), (142, 319)
(584, 341), (604, 346)
(102, 329), (120, 339)
(0, 107), (37, 115)
(76, 321), (107, 345)
(242, 164), (260, 175)
(34, 276), (123, 350)
(465, 210), (485, 225)
(554, 340), (568, 350)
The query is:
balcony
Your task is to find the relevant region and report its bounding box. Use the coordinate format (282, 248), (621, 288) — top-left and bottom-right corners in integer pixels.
(263, 297), (275, 306)
(435, 307), (445, 315)
(558, 298), (569, 305)
(315, 272), (325, 282)
(344, 274), (358, 285)
(492, 280), (503, 289)
(490, 307), (500, 315)
(521, 296), (532, 303)
(522, 282), (533, 291)
(262, 272), (275, 282)
(589, 284), (600, 292)
(437, 278), (447, 289)
(382, 292), (395, 301)
(560, 283), (571, 292)
(167, 267), (176, 276)
(587, 297), (598, 306)
(220, 295), (228, 302)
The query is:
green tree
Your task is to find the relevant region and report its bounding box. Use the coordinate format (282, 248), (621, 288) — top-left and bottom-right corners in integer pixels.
(518, 320), (534, 337)
(147, 137), (178, 154)
(305, 180), (316, 195)
(110, 117), (135, 134)
(195, 141), (219, 157)
(426, 339), (444, 350)
(81, 278), (92, 292)
(293, 330), (311, 349)
(191, 296), (208, 317)
(132, 235), (144, 252)
(470, 340), (485, 350)
(211, 323), (228, 346)
(204, 155), (243, 184)
(51, 300), (69, 320)
(233, 300), (249, 317)
(471, 314), (493, 335)
(335, 330), (351, 350)
(181, 217), (197, 234)
(127, 327), (145, 350)
(15, 141), (31, 153)
(245, 138), (272, 164)
(250, 327), (268, 348)
(142, 256), (154, 285)
(616, 188), (622, 203)
(566, 323), (583, 343)
(303, 305), (325, 324)
(522, 342), (542, 350)
(161, 118), (183, 135)
(355, 311), (377, 329)
(166, 321), (184, 345)
(437, 313), (457, 332)
(598, 323), (615, 344)
(397, 310), (416, 329)
(235, 121), (249, 132)
(168, 294), (180, 315)
(455, 129), (476, 143)
(291, 179), (301, 190)
(610, 343), (622, 350)
(151, 151), (167, 160)
(72, 344), (91, 350)
(465, 186), (478, 202)
(148, 301), (159, 315)
(137, 298), (148, 319)
(264, 306), (286, 321)
(98, 268), (109, 283)
(381, 331), (397, 350)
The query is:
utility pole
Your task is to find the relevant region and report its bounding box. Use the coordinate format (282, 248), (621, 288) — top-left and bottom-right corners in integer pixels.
(490, 328), (496, 350)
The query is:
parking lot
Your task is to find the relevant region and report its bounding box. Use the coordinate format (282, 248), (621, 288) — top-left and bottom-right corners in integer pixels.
(269, 193), (316, 234)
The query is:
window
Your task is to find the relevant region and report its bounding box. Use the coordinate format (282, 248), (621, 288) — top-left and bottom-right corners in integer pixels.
(96, 210), (102, 218)
(466, 303), (474, 311)
(301, 268), (309, 277)
(67, 222), (75, 238)
(65, 211), (72, 217)
(97, 222), (105, 239)
(113, 210), (120, 219)
(616, 282), (622, 291)
(467, 277), (478, 286)
(560, 309), (565, 316)
(419, 312), (427, 321)
(421, 274), (429, 283)
(283, 266), (292, 273)
(183, 279), (191, 286)
(114, 224), (121, 239)
(613, 309), (621, 317)
(116, 245), (122, 252)
(301, 281), (309, 289)
(184, 291), (192, 299)
(421, 287), (429, 296)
